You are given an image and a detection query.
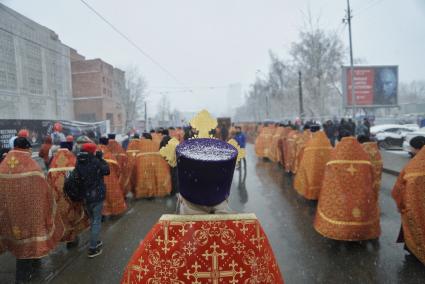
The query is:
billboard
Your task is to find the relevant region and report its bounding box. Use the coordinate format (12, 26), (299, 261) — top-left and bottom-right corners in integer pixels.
(342, 66), (398, 107)
(0, 120), (108, 150)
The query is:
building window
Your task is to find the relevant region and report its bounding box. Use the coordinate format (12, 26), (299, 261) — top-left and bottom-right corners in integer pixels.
(102, 76), (105, 83)
(78, 113), (96, 122)
(103, 88), (106, 95)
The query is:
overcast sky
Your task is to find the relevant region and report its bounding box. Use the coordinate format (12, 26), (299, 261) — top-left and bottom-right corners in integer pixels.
(2, 0), (425, 115)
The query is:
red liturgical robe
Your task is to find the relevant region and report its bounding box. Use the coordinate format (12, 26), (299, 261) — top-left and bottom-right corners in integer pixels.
(121, 213), (284, 283)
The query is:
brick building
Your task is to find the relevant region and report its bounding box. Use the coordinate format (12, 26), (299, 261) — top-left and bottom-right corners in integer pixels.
(71, 49), (126, 133)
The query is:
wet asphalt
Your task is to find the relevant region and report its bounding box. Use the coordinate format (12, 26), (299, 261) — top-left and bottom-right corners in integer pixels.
(1, 144), (425, 283)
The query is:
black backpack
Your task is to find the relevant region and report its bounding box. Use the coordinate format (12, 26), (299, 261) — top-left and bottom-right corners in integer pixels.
(64, 168), (85, 202)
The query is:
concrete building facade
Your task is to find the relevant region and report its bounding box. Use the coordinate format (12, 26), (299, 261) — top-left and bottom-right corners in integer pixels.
(0, 3), (74, 120)
(71, 49), (126, 133)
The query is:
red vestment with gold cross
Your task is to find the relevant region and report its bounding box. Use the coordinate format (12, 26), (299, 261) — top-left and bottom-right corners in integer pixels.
(121, 214), (284, 283)
(47, 149), (89, 242)
(314, 137), (380, 241)
(98, 145), (128, 216)
(0, 150), (64, 258)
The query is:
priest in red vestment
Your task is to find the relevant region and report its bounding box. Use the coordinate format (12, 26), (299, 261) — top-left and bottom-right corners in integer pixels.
(121, 131), (284, 283)
(107, 134), (129, 193)
(294, 130), (332, 200)
(392, 136), (425, 264)
(98, 137), (127, 216)
(47, 142), (89, 244)
(314, 136), (380, 241)
(0, 137), (64, 281)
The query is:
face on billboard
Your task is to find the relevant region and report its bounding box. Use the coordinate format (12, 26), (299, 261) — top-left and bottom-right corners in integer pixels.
(374, 67), (397, 105)
(344, 66), (398, 107)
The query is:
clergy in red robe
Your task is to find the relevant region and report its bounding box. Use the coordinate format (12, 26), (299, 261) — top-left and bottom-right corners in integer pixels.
(392, 137), (425, 264)
(360, 141), (383, 193)
(293, 128), (312, 174)
(314, 136), (380, 241)
(47, 142), (89, 243)
(283, 130), (299, 173)
(107, 134), (129, 193)
(98, 138), (127, 216)
(254, 124), (275, 158)
(124, 135), (142, 193)
(121, 137), (284, 283)
(294, 131), (332, 200)
(0, 137), (64, 259)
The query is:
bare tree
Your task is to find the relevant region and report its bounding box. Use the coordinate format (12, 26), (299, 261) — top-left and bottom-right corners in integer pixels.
(123, 66), (147, 130)
(157, 94), (171, 123)
(290, 28), (344, 117)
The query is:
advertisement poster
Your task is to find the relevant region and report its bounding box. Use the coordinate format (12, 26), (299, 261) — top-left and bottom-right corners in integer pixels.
(343, 66), (398, 107)
(0, 120), (108, 150)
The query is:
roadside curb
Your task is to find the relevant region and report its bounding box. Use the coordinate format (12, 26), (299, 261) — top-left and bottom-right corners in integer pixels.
(382, 167), (400, 177)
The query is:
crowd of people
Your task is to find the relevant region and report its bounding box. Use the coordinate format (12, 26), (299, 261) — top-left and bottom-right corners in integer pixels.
(254, 120), (425, 265)
(0, 117), (258, 283)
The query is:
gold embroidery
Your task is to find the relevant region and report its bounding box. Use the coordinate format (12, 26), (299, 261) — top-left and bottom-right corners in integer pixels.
(7, 156), (19, 169)
(327, 160), (372, 166)
(352, 207), (362, 218)
(0, 171), (45, 179)
(135, 152), (160, 157)
(104, 159), (119, 166)
(0, 199), (59, 244)
(318, 208), (378, 226)
(404, 172), (425, 180)
(48, 167), (74, 173)
(346, 164), (358, 176)
(159, 213), (257, 222)
(184, 242), (246, 283)
(155, 221), (177, 253)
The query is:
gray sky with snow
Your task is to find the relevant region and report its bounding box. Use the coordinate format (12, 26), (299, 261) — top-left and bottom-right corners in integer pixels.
(3, 0), (425, 115)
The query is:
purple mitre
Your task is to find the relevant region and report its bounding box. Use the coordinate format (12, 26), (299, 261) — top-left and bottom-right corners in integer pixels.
(176, 138), (238, 206)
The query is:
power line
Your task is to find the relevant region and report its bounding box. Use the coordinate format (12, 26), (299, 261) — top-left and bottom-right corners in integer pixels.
(78, 0), (187, 88)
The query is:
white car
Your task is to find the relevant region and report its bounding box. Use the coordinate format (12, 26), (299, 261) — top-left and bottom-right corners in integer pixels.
(370, 124), (419, 147)
(403, 127), (425, 156)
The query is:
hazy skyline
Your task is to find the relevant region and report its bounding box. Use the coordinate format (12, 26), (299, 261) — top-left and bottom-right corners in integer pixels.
(2, 0), (425, 116)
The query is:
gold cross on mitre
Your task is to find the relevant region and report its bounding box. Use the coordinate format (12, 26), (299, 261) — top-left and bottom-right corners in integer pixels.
(159, 137), (180, 167)
(228, 139), (246, 162)
(189, 109), (217, 138)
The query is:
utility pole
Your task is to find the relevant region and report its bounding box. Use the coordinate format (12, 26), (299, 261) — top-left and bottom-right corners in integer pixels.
(346, 0), (356, 118)
(298, 71), (304, 119)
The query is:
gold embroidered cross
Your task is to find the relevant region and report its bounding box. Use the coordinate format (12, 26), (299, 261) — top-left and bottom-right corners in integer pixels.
(184, 242), (245, 284)
(7, 156), (19, 169)
(346, 164), (358, 176)
(233, 220), (256, 235)
(155, 221), (177, 253)
(249, 223), (265, 250)
(130, 257), (149, 282)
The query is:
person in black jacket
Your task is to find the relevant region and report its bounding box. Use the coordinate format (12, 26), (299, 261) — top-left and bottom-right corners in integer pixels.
(76, 143), (110, 258)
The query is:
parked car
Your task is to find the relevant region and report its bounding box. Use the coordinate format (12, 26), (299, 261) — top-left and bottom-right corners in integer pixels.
(370, 124), (419, 148)
(403, 127), (425, 156)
